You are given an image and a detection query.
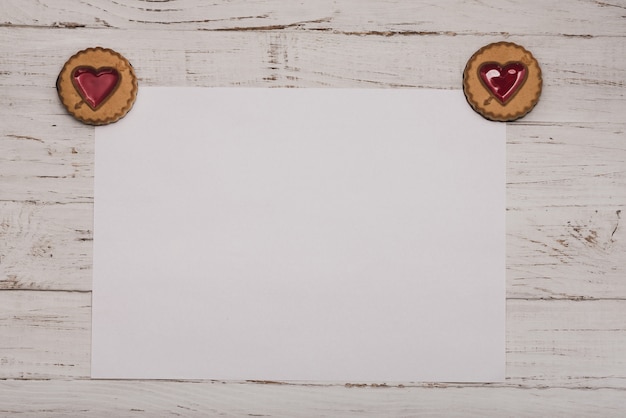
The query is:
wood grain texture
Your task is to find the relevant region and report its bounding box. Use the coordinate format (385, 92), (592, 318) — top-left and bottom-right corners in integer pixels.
(1, 380), (626, 417)
(0, 291), (90, 379)
(1, 0), (625, 415)
(2, 0), (625, 36)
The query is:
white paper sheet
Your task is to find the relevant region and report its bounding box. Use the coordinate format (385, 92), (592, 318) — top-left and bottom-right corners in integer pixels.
(92, 87), (505, 382)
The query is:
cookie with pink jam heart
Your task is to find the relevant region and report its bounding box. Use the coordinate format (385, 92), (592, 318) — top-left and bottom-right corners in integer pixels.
(57, 47), (137, 125)
(463, 42), (542, 122)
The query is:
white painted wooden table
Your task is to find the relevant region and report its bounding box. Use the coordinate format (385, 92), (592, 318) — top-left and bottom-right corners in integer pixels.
(1, 1), (625, 416)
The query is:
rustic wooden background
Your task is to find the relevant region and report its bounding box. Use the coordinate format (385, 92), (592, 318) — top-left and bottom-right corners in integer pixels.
(1, 1), (625, 416)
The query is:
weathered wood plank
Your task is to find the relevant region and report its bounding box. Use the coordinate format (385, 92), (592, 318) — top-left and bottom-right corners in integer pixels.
(507, 299), (626, 389)
(0, 379), (625, 418)
(507, 207), (626, 300)
(0, 202), (93, 291)
(0, 291), (90, 379)
(1, 292), (625, 389)
(2, 0), (625, 37)
(0, 29), (624, 123)
(508, 123), (626, 210)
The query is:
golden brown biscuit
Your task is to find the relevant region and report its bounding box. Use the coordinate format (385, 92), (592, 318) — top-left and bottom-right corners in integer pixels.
(57, 47), (137, 125)
(463, 42), (542, 122)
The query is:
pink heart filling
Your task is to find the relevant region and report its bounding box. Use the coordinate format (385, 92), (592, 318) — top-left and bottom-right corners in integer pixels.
(72, 67), (120, 109)
(479, 62), (527, 104)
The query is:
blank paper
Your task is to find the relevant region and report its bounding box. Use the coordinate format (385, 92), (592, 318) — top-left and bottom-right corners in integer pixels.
(92, 87), (505, 382)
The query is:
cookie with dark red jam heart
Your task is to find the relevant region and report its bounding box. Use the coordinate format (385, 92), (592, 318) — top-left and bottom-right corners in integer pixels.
(57, 47), (137, 125)
(463, 42), (542, 122)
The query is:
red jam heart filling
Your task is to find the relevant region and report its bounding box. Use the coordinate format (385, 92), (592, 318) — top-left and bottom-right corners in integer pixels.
(72, 67), (120, 109)
(479, 62), (527, 105)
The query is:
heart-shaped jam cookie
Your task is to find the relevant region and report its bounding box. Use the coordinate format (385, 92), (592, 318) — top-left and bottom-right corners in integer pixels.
(463, 42), (542, 122)
(57, 47), (137, 125)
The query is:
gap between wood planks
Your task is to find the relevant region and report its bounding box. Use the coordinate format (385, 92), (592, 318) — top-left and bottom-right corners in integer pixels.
(0, 21), (606, 39)
(0, 288), (623, 301)
(0, 377), (625, 391)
